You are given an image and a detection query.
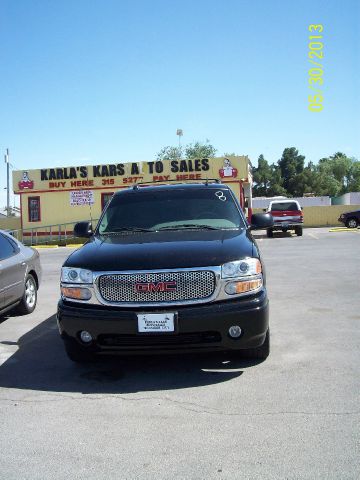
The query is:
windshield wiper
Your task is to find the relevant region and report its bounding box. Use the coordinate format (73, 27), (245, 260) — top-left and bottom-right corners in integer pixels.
(157, 224), (221, 231)
(101, 227), (154, 234)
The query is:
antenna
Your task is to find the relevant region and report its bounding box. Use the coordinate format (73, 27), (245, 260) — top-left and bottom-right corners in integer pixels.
(85, 167), (93, 224)
(4, 149), (10, 217)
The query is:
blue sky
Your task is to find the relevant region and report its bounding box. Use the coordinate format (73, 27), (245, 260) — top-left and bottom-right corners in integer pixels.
(0, 0), (359, 207)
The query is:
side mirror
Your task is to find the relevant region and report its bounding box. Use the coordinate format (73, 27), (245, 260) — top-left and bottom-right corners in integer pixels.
(263, 208), (267, 212)
(250, 213), (274, 230)
(74, 221), (93, 238)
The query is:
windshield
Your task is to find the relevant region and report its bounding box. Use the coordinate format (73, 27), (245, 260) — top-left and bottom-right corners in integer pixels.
(97, 188), (245, 233)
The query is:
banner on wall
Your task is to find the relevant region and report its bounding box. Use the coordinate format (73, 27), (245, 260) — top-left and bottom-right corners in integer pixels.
(70, 190), (95, 206)
(13, 156), (250, 194)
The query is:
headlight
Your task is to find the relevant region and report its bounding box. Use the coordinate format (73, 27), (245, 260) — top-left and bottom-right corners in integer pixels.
(61, 267), (93, 284)
(222, 258), (262, 278)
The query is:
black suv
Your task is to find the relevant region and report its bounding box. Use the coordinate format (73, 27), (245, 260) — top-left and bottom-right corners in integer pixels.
(57, 183), (273, 362)
(338, 210), (360, 228)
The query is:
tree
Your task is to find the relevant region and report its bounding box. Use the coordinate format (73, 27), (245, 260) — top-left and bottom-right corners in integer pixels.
(317, 153), (354, 194)
(290, 167), (312, 196)
(156, 146), (183, 162)
(267, 165), (287, 196)
(184, 140), (217, 159)
(156, 140), (217, 161)
(312, 172), (342, 197)
(348, 161), (360, 191)
(253, 155), (272, 196)
(277, 147), (305, 196)
(328, 153), (352, 192)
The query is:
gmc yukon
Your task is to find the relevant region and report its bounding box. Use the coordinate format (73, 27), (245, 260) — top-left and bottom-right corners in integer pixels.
(57, 182), (273, 362)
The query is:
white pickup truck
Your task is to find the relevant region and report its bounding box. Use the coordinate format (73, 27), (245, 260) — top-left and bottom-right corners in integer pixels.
(265, 200), (303, 237)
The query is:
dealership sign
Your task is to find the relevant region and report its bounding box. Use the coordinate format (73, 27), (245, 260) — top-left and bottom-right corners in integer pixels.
(13, 157), (249, 194)
(70, 190), (95, 206)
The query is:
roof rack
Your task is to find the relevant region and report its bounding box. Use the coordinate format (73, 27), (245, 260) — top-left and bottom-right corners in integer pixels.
(131, 178), (221, 190)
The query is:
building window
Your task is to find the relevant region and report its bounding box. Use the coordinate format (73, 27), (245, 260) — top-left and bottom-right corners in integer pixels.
(28, 197), (41, 222)
(101, 192), (114, 210)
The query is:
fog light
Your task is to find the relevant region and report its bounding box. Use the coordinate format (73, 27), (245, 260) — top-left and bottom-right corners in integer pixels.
(228, 325), (242, 338)
(80, 331), (93, 343)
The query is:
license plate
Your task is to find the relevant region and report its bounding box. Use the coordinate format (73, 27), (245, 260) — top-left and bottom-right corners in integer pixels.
(137, 313), (175, 333)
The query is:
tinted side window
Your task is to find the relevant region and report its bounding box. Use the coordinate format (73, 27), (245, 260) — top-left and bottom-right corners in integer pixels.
(0, 234), (16, 260)
(271, 202), (299, 211)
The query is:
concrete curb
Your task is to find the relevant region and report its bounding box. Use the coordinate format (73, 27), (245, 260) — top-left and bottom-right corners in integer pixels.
(329, 227), (360, 232)
(33, 244), (84, 249)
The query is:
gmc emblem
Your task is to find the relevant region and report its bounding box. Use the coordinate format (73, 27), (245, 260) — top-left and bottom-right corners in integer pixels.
(135, 281), (177, 293)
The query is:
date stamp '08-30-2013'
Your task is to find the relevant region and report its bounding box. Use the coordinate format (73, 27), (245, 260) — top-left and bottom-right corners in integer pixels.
(308, 24), (324, 112)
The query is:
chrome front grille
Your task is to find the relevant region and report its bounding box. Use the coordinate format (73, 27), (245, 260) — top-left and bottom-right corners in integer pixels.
(97, 270), (215, 304)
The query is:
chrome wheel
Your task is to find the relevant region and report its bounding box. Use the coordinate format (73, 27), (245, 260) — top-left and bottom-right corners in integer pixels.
(25, 278), (36, 308)
(16, 274), (38, 315)
(346, 218), (358, 228)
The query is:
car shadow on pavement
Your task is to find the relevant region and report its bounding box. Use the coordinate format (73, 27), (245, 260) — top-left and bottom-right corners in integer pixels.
(252, 231), (293, 239)
(0, 314), (264, 394)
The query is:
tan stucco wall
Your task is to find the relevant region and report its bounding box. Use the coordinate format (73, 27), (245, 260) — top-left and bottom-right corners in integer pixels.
(0, 217), (21, 231)
(21, 190), (104, 230)
(253, 205), (360, 227)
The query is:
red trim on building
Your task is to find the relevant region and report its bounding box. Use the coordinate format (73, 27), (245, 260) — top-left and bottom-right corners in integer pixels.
(22, 230), (74, 237)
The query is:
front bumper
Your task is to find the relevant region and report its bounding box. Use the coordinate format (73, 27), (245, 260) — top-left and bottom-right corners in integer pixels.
(57, 290), (269, 355)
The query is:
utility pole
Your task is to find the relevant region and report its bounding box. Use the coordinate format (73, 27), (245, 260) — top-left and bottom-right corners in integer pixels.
(176, 129), (183, 156)
(4, 149), (10, 216)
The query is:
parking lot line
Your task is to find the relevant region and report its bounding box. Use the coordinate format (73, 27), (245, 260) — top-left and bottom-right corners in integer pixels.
(307, 233), (319, 240)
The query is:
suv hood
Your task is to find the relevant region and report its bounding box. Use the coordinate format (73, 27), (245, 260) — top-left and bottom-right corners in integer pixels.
(64, 229), (257, 271)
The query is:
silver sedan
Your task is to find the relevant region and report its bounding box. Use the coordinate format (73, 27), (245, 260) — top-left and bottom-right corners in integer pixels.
(0, 230), (42, 316)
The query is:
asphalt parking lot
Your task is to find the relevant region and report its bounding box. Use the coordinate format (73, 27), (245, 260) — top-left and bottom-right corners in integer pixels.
(0, 227), (359, 480)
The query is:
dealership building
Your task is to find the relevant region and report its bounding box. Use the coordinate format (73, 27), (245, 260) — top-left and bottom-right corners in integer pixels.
(12, 156), (252, 237)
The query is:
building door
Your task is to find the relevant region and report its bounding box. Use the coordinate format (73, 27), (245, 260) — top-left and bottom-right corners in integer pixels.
(28, 197), (41, 222)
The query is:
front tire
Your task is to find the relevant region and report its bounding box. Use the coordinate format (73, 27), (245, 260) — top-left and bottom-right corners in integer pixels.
(16, 274), (37, 315)
(345, 218), (358, 228)
(239, 329), (270, 360)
